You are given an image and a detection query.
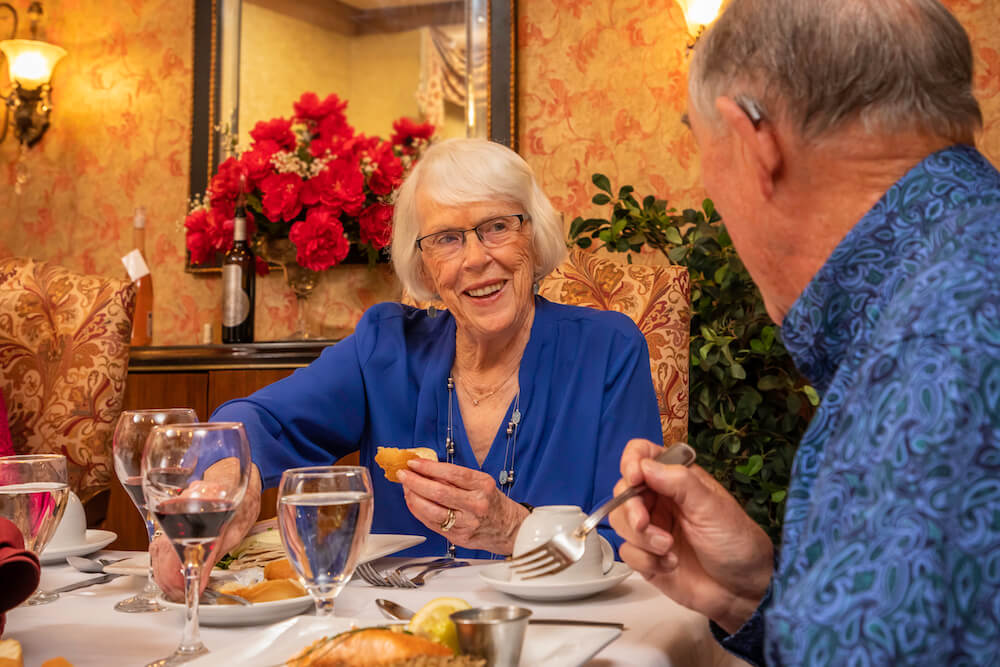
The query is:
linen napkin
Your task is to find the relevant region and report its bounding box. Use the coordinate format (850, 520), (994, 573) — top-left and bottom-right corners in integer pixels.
(0, 517), (40, 636)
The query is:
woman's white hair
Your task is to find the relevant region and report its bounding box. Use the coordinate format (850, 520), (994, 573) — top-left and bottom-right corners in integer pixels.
(391, 138), (567, 302)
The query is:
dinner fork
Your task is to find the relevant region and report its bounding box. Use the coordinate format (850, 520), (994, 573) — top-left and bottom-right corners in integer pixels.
(507, 442), (697, 580)
(387, 560), (469, 588)
(355, 558), (453, 587)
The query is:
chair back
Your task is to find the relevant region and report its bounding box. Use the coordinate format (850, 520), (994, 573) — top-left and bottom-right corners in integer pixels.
(538, 249), (690, 445)
(0, 258), (136, 503)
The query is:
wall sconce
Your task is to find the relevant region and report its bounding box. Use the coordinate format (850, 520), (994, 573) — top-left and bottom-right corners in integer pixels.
(0, 2), (66, 147)
(677, 0), (724, 47)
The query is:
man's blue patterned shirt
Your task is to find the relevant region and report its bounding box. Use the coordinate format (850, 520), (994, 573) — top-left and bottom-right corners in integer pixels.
(722, 145), (1000, 665)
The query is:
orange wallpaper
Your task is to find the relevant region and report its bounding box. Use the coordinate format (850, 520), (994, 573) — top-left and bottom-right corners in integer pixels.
(518, 0), (1000, 222)
(1, 0), (998, 344)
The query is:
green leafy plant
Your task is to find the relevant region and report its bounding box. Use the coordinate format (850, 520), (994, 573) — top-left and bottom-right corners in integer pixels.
(570, 174), (818, 540)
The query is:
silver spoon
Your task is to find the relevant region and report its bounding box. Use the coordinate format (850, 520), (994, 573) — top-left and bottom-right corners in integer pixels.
(66, 555), (126, 573)
(375, 598), (625, 630)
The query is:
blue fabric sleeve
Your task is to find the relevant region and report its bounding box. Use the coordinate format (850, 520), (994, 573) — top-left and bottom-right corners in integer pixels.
(211, 310), (377, 488)
(593, 323), (664, 553)
(710, 578), (772, 666)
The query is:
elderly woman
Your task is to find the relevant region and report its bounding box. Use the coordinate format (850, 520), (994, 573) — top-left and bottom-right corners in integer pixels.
(153, 138), (661, 596)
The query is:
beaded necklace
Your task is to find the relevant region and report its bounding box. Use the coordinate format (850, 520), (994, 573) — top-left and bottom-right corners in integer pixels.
(443, 375), (521, 557)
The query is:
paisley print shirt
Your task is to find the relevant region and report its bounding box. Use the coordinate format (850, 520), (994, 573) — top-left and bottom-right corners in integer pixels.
(719, 145), (1000, 665)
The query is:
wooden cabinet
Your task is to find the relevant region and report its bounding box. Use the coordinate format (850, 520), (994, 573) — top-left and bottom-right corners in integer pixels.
(105, 341), (334, 550)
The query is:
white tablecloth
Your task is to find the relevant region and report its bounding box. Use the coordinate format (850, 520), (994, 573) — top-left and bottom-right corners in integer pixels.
(6, 552), (747, 666)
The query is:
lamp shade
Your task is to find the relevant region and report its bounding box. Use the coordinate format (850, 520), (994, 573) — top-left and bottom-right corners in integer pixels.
(0, 39), (67, 90)
(677, 0), (724, 34)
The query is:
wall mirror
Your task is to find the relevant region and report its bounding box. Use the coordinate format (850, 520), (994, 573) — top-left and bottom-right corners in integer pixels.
(188, 0), (516, 202)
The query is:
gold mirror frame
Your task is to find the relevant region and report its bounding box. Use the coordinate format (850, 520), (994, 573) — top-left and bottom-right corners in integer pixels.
(187, 0), (517, 205)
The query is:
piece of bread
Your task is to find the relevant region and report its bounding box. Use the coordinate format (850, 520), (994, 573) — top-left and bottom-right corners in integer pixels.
(286, 628), (455, 666)
(216, 578), (306, 604)
(375, 447), (438, 483)
(264, 558), (298, 581)
(40, 659), (74, 667)
(0, 639), (22, 667)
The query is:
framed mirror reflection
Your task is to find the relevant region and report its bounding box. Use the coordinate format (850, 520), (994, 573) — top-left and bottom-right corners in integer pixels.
(188, 0), (516, 210)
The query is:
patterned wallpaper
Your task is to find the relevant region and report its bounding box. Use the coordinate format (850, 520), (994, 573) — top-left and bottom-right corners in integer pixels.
(518, 0), (1000, 223)
(0, 0), (998, 344)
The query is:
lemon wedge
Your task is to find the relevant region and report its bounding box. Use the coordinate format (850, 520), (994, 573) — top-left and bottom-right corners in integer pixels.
(407, 596), (472, 653)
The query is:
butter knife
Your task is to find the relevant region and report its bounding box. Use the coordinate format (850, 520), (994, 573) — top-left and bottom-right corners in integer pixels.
(50, 573), (124, 593)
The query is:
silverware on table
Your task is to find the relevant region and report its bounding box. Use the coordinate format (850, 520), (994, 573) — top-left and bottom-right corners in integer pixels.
(66, 555), (126, 573)
(375, 597), (626, 630)
(391, 559), (469, 588)
(508, 442), (696, 580)
(50, 573), (125, 594)
(355, 557), (453, 587)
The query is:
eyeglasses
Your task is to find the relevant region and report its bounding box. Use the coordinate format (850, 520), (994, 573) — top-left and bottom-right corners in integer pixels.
(415, 214), (528, 259)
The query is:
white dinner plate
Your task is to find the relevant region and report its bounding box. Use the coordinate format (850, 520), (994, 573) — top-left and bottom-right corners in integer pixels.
(159, 594), (315, 627)
(479, 561), (633, 601)
(185, 615), (621, 666)
(39, 530), (117, 565)
(104, 533), (427, 577)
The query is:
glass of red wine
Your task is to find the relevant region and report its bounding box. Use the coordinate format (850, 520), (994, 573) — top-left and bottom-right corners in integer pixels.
(112, 408), (198, 613)
(141, 422), (251, 666)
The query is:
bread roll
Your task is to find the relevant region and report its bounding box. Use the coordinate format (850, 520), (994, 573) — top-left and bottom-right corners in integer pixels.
(375, 447), (438, 483)
(40, 659), (74, 667)
(216, 578), (306, 604)
(0, 639), (22, 667)
(264, 558), (297, 581)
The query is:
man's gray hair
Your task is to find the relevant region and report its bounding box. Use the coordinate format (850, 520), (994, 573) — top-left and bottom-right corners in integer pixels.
(689, 0), (982, 141)
(390, 138), (567, 302)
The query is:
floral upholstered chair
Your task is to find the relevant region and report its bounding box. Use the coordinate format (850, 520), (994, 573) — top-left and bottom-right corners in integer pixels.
(0, 258), (136, 510)
(538, 249), (690, 445)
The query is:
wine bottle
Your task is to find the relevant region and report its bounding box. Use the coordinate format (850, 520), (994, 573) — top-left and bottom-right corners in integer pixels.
(222, 206), (255, 343)
(122, 208), (153, 346)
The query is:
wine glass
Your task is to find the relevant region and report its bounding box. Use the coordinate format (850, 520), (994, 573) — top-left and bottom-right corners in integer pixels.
(142, 422), (251, 666)
(277, 466), (373, 616)
(0, 454), (69, 605)
(112, 408), (198, 613)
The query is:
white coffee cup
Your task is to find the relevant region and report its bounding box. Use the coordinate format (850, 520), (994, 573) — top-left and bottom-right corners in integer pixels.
(511, 505), (614, 584)
(47, 490), (86, 549)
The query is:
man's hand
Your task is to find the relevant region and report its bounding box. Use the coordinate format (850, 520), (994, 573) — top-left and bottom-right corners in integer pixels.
(151, 462), (262, 601)
(398, 459), (529, 555)
(609, 439), (774, 634)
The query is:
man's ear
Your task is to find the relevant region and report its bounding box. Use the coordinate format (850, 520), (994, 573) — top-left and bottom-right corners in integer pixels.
(715, 96), (782, 200)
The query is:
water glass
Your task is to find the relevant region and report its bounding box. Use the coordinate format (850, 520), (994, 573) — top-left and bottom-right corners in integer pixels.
(112, 408), (198, 613)
(0, 454), (69, 605)
(277, 466), (373, 616)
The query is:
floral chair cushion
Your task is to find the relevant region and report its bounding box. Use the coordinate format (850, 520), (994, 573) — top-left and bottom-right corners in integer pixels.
(0, 258), (135, 503)
(538, 249), (690, 445)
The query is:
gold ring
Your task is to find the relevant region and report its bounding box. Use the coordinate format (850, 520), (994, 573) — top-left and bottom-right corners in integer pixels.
(440, 508), (457, 532)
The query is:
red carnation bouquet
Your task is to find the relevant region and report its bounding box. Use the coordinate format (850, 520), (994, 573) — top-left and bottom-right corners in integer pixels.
(184, 92), (434, 272)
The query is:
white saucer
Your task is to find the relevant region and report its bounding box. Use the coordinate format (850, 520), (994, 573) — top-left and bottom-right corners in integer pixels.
(40, 530), (117, 565)
(479, 561), (633, 601)
(159, 594), (314, 627)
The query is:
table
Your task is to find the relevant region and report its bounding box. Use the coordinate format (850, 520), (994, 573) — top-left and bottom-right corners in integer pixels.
(7, 552), (748, 666)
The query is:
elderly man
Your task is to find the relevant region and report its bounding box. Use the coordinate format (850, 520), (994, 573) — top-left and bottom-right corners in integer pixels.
(610, 0), (1000, 664)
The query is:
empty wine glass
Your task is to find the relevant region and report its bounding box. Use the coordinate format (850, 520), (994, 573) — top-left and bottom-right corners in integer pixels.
(277, 466), (373, 616)
(0, 454), (69, 605)
(112, 408), (198, 613)
(142, 423), (251, 666)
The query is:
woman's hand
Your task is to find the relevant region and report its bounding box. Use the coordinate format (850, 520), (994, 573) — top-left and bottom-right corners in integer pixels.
(151, 462), (262, 601)
(608, 439), (774, 634)
(397, 459), (529, 555)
